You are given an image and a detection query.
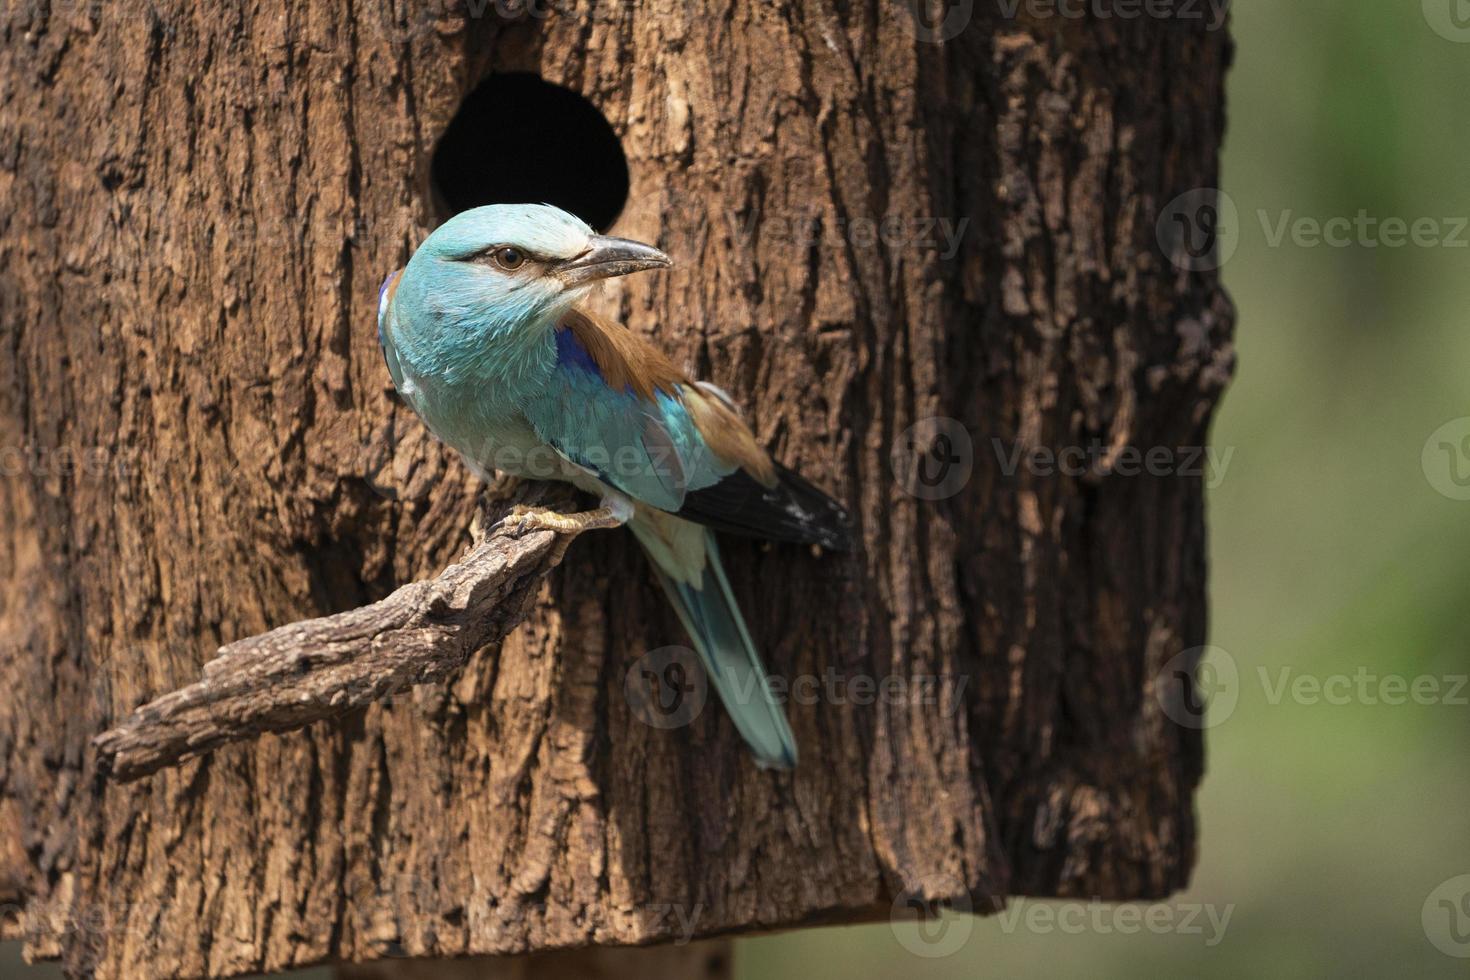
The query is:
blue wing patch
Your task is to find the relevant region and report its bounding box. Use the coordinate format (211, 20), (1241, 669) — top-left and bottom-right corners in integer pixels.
(554, 324), (603, 379)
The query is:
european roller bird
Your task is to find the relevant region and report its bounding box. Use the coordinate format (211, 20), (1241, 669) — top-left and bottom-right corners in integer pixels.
(377, 204), (851, 769)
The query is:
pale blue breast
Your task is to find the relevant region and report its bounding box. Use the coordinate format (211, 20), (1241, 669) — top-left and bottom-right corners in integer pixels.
(379, 282), (568, 483)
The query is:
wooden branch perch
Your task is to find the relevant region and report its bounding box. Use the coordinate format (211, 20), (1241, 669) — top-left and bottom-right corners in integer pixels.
(94, 482), (583, 782)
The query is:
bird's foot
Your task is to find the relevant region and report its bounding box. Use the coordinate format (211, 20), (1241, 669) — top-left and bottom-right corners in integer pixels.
(506, 493), (633, 536)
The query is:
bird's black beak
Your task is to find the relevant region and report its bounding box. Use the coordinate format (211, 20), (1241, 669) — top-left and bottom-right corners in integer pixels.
(554, 235), (672, 288)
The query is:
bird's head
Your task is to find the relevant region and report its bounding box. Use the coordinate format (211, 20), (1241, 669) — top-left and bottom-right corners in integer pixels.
(386, 204), (671, 370)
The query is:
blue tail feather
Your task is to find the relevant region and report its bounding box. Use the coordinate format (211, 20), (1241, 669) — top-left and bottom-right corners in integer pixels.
(638, 530), (797, 769)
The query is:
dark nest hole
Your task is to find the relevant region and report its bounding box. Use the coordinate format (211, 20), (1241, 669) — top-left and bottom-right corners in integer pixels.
(431, 72), (630, 232)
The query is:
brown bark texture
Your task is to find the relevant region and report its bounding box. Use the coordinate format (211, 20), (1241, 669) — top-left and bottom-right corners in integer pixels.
(91, 482), (583, 783)
(0, 0), (1234, 977)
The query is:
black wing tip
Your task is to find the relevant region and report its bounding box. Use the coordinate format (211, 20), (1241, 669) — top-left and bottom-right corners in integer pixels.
(816, 519), (857, 552)
(772, 462), (856, 551)
(676, 460), (856, 551)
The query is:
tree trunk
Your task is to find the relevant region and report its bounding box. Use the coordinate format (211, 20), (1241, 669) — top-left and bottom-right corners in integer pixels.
(0, 1), (1233, 977)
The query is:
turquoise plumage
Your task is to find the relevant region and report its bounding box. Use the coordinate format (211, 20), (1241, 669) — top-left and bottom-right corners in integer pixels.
(378, 204), (851, 768)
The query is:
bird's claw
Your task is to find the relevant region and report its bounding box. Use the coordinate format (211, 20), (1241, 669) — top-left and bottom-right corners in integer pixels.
(505, 499), (631, 536)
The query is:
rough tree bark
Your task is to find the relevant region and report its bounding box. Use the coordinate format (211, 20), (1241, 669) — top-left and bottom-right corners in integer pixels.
(0, 1), (1234, 977)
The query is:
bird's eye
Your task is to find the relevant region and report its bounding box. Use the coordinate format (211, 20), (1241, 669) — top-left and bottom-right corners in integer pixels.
(490, 246), (526, 271)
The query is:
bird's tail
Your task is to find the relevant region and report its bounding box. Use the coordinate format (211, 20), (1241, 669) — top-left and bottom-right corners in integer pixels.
(629, 516), (798, 769)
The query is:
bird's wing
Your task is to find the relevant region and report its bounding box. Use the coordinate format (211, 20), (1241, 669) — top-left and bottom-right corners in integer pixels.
(522, 309), (703, 511)
(525, 309), (853, 549)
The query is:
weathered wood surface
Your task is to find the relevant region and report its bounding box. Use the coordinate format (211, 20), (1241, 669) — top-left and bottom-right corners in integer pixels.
(0, 0), (1233, 976)
(92, 484), (581, 783)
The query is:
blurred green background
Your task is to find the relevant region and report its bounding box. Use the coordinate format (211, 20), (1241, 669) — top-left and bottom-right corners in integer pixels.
(6, 3), (1468, 978)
